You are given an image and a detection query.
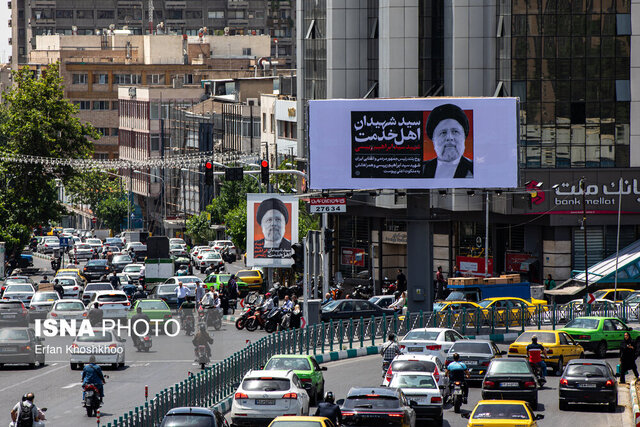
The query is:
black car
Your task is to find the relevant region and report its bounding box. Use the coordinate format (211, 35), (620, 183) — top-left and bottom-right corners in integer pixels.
(445, 340), (505, 381)
(151, 284), (180, 309)
(83, 259), (111, 281)
(160, 406), (221, 427)
(110, 254), (133, 272)
(558, 359), (618, 411)
(0, 300), (29, 326)
(0, 327), (45, 368)
(481, 358), (539, 409)
(320, 299), (394, 321)
(339, 387), (416, 427)
(81, 282), (114, 305)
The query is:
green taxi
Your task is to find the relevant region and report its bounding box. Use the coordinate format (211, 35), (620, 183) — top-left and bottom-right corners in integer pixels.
(560, 316), (640, 358)
(263, 354), (327, 405)
(203, 273), (249, 295)
(128, 299), (174, 333)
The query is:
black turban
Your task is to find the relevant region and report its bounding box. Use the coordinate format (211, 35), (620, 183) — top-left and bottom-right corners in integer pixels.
(425, 103), (470, 140)
(256, 198), (289, 224)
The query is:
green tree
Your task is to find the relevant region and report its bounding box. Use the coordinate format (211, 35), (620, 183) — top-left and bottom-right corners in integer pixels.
(224, 203), (248, 252)
(66, 170), (122, 215)
(94, 195), (130, 234)
(186, 211), (216, 245)
(0, 63), (98, 228)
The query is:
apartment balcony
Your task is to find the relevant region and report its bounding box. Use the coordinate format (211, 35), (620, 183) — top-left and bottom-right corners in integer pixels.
(32, 0), (56, 5)
(165, 1), (186, 8)
(228, 1), (249, 8)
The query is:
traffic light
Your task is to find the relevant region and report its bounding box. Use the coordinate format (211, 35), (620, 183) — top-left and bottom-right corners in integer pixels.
(260, 159), (269, 185)
(205, 161), (214, 186)
(225, 167), (243, 181)
(324, 228), (335, 253)
(292, 242), (303, 272)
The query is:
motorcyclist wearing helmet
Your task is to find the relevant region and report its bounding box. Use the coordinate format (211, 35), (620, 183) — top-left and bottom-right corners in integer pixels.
(314, 392), (342, 426)
(130, 306), (151, 347)
(192, 323), (213, 358)
(131, 285), (147, 304)
(445, 353), (470, 403)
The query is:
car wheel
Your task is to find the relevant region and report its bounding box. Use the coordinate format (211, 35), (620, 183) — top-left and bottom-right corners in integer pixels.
(596, 341), (608, 359)
(70, 363), (78, 370)
(531, 399), (538, 411)
(559, 400), (568, 411)
(28, 363), (35, 369)
(112, 363), (118, 369)
(555, 357), (564, 375)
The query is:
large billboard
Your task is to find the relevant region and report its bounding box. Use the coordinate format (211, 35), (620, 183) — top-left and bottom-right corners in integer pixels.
(246, 194), (298, 268)
(308, 98), (519, 189)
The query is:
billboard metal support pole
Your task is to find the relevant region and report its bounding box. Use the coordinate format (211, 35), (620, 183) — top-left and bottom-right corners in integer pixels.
(580, 177), (589, 298)
(303, 236), (309, 321)
(614, 177), (622, 301)
(314, 231), (321, 299)
(322, 213), (329, 297)
(484, 191), (489, 277)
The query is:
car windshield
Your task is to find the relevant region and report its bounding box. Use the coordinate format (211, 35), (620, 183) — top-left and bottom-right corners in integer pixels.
(472, 403), (530, 420)
(179, 277), (202, 284)
(113, 256), (132, 263)
(515, 331), (557, 344)
(478, 300), (494, 308)
(566, 363), (608, 377)
(403, 330), (440, 341)
(157, 286), (175, 294)
(488, 360), (531, 375)
(86, 239), (102, 245)
(32, 293), (59, 302)
(125, 266), (142, 272)
(321, 301), (341, 312)
(97, 294), (127, 302)
(0, 302), (23, 309)
(0, 329), (29, 340)
(77, 244), (91, 250)
(270, 422), (322, 427)
(265, 357), (311, 371)
(343, 395), (401, 409)
(237, 271), (257, 278)
(391, 360), (436, 373)
(6, 277), (28, 283)
(626, 294), (640, 303)
(76, 331), (113, 343)
(450, 342), (492, 354)
(170, 245), (183, 250)
(242, 378), (290, 391)
(5, 284), (33, 292)
(592, 290), (609, 300)
(205, 253), (221, 259)
(87, 260), (107, 266)
(138, 301), (169, 310)
(565, 318), (600, 330)
(161, 414), (214, 427)
(390, 374), (437, 389)
(85, 284), (113, 292)
(55, 302), (85, 311)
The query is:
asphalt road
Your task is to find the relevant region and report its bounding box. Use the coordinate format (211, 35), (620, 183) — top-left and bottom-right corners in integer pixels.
(0, 255), (261, 426)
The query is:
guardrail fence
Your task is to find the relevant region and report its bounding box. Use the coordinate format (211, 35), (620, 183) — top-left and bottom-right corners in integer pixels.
(104, 301), (640, 426)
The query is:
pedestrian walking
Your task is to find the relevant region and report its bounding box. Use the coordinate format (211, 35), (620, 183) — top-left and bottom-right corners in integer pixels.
(620, 331), (639, 384)
(435, 266), (446, 300)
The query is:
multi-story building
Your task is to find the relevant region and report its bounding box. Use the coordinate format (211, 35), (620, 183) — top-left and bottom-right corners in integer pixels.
(28, 33), (271, 159)
(260, 93), (298, 166)
(9, 0), (295, 69)
(297, 1), (640, 297)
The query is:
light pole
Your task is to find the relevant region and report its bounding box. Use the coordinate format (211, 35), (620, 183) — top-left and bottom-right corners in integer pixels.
(133, 169), (166, 235)
(579, 177), (588, 298)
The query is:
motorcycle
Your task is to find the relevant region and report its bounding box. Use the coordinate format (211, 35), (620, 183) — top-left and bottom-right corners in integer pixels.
(82, 384), (102, 417)
(182, 313), (195, 336)
(196, 344), (210, 369)
(199, 305), (223, 331)
(382, 360), (391, 378)
(264, 307), (284, 333)
(531, 362), (547, 386)
(134, 334), (152, 352)
(452, 381), (464, 413)
(352, 283), (373, 300)
(9, 408), (47, 427)
(245, 307), (269, 332)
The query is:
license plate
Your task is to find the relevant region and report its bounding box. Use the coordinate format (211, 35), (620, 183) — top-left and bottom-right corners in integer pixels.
(579, 383), (597, 388)
(255, 399), (275, 405)
(501, 382), (519, 388)
(414, 397), (429, 404)
(0, 347), (16, 352)
(408, 347), (422, 352)
(2, 314), (16, 318)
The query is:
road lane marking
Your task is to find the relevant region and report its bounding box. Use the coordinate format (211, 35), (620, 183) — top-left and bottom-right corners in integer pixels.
(62, 382), (82, 389)
(0, 364), (67, 393)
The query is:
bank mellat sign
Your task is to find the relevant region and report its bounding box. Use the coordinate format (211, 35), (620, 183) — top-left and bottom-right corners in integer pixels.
(521, 170), (640, 214)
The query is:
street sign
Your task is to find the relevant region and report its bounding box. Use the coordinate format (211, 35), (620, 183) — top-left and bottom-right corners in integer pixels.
(587, 293), (595, 304)
(309, 197), (346, 213)
(59, 237), (70, 248)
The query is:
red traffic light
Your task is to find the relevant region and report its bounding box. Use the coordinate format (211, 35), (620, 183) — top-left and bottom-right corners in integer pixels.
(205, 162), (213, 169)
(261, 160), (269, 168)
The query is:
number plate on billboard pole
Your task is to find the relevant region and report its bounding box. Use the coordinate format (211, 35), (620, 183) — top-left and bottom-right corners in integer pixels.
(309, 197), (347, 213)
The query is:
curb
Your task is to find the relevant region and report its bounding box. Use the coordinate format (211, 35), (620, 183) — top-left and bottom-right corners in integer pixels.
(32, 252), (52, 261)
(630, 379), (640, 427)
(463, 332), (520, 343)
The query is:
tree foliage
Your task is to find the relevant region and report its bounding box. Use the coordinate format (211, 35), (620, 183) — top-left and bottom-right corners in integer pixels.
(94, 195), (130, 234)
(66, 170), (122, 214)
(186, 212), (217, 245)
(224, 203), (248, 252)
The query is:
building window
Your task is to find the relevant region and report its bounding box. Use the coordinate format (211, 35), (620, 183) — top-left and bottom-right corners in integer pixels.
(74, 101), (91, 110)
(76, 10), (93, 19)
(72, 74), (88, 85)
(55, 10), (73, 19)
(151, 135), (160, 151)
(184, 74), (194, 84)
(208, 11), (224, 19)
(186, 10), (202, 19)
(96, 128), (109, 136)
(97, 10), (115, 20)
(616, 80), (631, 101)
(262, 113), (267, 131)
(111, 128), (119, 136)
(94, 153), (109, 160)
(93, 73), (108, 84)
(617, 14), (631, 35)
(114, 74), (142, 85)
(230, 11), (245, 19)
(256, 10), (265, 19)
(242, 48), (252, 56)
(147, 74), (165, 85)
(112, 101), (119, 110)
(92, 101), (109, 110)
(166, 9), (183, 20)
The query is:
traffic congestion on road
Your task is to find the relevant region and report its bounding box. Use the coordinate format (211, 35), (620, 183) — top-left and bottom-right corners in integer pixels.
(0, 230), (636, 427)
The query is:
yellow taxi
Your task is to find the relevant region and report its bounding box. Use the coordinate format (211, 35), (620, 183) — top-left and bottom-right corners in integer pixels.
(477, 297), (548, 326)
(591, 288), (635, 303)
(268, 416), (333, 427)
(434, 300), (483, 325)
(47, 227), (63, 236)
(508, 329), (584, 374)
(236, 269), (265, 292)
(55, 268), (88, 285)
(462, 400), (543, 426)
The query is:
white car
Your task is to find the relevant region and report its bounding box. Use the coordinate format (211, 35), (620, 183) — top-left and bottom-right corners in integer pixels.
(73, 243), (94, 260)
(163, 276), (203, 289)
(2, 284), (36, 307)
(69, 328), (126, 370)
(85, 238), (103, 254)
(190, 246), (210, 263)
(211, 240), (237, 255)
(169, 238), (187, 249)
(123, 263), (144, 281)
(123, 241), (144, 252)
(387, 372), (443, 423)
(54, 276), (83, 298)
(230, 369), (310, 426)
(399, 328), (465, 363)
(382, 354), (449, 399)
(38, 236), (60, 254)
(28, 291), (61, 319)
(48, 299), (88, 320)
(116, 273), (133, 286)
(88, 290), (130, 319)
(199, 252), (224, 272)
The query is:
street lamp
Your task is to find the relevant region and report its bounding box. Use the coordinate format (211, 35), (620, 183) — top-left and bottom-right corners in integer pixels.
(579, 177), (589, 298)
(133, 169), (166, 234)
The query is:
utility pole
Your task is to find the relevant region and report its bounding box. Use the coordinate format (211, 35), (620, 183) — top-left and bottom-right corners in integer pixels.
(321, 213), (329, 296)
(580, 177), (589, 296)
(148, 0), (154, 34)
(127, 165), (132, 230)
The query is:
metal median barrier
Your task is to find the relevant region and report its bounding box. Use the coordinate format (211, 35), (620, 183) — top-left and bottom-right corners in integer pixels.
(105, 302), (640, 426)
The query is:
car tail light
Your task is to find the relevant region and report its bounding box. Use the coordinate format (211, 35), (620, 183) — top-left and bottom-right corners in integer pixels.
(388, 413), (404, 418)
(163, 314), (172, 319)
(524, 381), (536, 388)
(445, 360), (451, 367)
(50, 312), (57, 317)
(576, 335), (591, 340)
(483, 380), (495, 388)
(83, 267), (87, 271)
(73, 287), (78, 290)
(108, 344), (117, 349)
(399, 345), (405, 351)
(509, 347), (518, 353)
(426, 344), (441, 351)
(300, 378), (312, 383)
(124, 301), (130, 306)
(82, 312), (87, 317)
(605, 380), (614, 387)
(143, 336), (150, 341)
(433, 366), (440, 383)
(431, 396), (442, 403)
(342, 411), (355, 417)
(481, 361), (490, 367)
(20, 345), (31, 351)
(234, 393), (248, 399)
(560, 378), (568, 386)
(282, 393), (298, 399)
(386, 365), (393, 382)
(198, 256), (203, 259)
